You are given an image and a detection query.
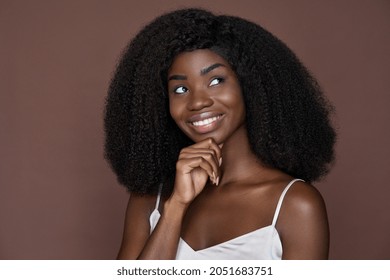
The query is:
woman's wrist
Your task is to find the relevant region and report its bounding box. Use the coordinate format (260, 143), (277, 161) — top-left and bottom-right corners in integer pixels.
(164, 196), (189, 219)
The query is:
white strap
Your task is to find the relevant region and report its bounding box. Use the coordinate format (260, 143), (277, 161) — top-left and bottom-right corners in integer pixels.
(271, 179), (304, 226)
(154, 184), (163, 210)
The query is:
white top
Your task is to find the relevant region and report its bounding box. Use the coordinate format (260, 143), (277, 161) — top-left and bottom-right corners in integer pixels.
(149, 179), (303, 259)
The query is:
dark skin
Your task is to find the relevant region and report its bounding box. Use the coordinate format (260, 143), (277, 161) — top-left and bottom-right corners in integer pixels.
(117, 49), (329, 259)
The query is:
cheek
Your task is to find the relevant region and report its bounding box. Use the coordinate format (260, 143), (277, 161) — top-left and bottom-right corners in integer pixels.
(232, 85), (245, 110)
(221, 87), (245, 108)
(168, 98), (182, 124)
(168, 97), (176, 116)
(227, 90), (246, 120)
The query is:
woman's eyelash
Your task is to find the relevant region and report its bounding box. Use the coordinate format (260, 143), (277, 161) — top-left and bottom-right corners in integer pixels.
(209, 77), (225, 86)
(173, 86), (188, 94)
(171, 77), (225, 93)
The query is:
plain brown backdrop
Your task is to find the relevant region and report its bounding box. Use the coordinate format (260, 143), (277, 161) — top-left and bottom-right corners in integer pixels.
(1, 0), (389, 259)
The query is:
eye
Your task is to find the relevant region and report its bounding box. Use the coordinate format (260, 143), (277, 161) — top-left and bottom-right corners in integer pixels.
(209, 77), (225, 87)
(173, 86), (188, 94)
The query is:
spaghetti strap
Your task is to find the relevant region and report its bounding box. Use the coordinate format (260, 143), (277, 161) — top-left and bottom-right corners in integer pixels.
(271, 179), (304, 226)
(154, 184), (163, 211)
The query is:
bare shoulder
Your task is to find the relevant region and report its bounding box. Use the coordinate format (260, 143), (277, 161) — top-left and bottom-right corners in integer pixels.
(117, 192), (158, 259)
(277, 180), (328, 230)
(282, 180), (327, 216)
(123, 191), (159, 232)
(127, 192), (158, 214)
(276, 180), (329, 259)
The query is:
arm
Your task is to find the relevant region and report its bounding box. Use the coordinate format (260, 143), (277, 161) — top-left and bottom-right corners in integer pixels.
(117, 138), (222, 259)
(116, 192), (189, 259)
(277, 181), (329, 260)
(116, 193), (154, 259)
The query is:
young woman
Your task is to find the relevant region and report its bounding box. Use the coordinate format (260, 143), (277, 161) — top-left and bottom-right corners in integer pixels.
(104, 8), (336, 259)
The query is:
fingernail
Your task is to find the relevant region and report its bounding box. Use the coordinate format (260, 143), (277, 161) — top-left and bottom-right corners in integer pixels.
(212, 171), (216, 183)
(219, 157), (222, 166)
(216, 176), (220, 186)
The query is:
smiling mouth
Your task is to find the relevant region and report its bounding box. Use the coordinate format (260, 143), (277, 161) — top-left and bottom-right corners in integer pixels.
(187, 113), (224, 134)
(191, 115), (223, 126)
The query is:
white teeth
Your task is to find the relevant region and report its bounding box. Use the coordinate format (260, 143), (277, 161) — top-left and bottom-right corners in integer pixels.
(192, 115), (221, 126)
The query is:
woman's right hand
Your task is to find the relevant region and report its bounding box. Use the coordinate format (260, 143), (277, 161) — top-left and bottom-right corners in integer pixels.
(170, 138), (223, 206)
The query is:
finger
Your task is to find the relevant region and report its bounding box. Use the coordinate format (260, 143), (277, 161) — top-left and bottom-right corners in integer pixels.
(178, 154), (218, 182)
(205, 138), (222, 165)
(186, 138), (223, 165)
(179, 148), (218, 164)
(179, 150), (219, 179)
(177, 157), (215, 182)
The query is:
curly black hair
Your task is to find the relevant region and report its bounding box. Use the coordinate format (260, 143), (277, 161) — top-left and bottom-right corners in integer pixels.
(104, 8), (336, 197)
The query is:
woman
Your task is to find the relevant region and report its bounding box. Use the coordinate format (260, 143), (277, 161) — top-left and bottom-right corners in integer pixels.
(104, 8), (336, 259)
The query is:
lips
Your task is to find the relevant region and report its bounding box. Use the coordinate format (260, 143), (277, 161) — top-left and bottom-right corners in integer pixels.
(187, 112), (224, 134)
(192, 115), (222, 126)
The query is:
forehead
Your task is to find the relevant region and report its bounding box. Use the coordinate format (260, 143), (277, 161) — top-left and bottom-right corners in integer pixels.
(168, 49), (231, 74)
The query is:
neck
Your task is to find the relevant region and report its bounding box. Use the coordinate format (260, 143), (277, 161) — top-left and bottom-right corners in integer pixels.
(218, 126), (268, 185)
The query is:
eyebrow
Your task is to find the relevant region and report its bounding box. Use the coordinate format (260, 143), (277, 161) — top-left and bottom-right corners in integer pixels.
(168, 74), (186, 81)
(168, 63), (226, 81)
(200, 63), (225, 75)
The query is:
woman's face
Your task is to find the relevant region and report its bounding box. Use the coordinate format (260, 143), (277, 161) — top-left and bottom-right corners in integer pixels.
(167, 49), (246, 144)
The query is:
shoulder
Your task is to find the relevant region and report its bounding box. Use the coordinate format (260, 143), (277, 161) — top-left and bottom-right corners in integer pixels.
(275, 180), (329, 259)
(126, 192), (158, 217)
(285, 180), (326, 211)
(276, 180), (328, 235)
(117, 192), (159, 259)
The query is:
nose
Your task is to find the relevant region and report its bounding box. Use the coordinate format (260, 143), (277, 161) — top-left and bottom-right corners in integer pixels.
(187, 88), (213, 111)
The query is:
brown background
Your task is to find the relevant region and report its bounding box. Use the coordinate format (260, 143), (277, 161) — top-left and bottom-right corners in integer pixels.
(1, 0), (389, 259)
